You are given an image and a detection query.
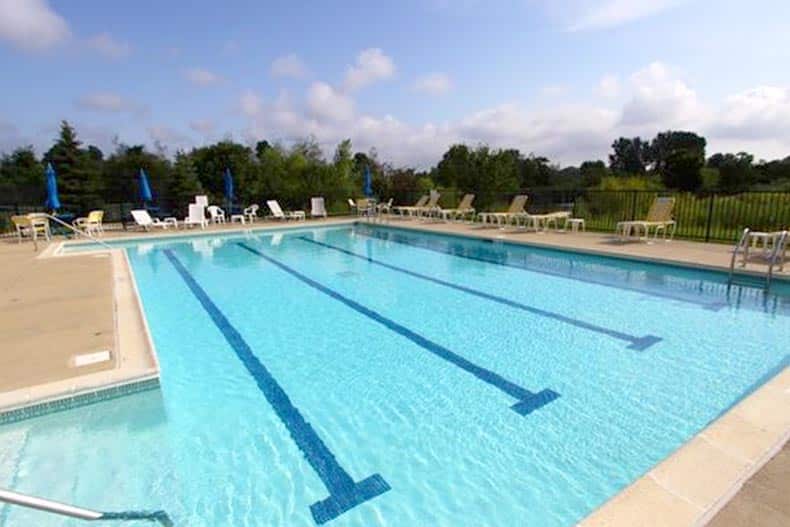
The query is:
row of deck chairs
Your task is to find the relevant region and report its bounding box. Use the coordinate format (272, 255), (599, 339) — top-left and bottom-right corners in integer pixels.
(390, 192), (678, 241)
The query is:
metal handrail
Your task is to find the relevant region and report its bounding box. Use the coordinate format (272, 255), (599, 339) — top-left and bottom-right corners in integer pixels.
(44, 213), (114, 250)
(728, 228), (788, 292)
(0, 488), (173, 525)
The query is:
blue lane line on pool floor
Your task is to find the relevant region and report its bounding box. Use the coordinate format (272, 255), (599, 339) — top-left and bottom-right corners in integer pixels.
(354, 226), (727, 311)
(236, 242), (559, 416)
(297, 236), (661, 351)
(164, 250), (389, 525)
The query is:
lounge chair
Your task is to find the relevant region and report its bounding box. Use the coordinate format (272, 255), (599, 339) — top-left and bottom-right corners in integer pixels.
(393, 195), (428, 217)
(354, 198), (374, 217)
(616, 197), (676, 241)
(478, 195), (528, 227)
(244, 204), (259, 223)
(520, 210), (572, 232)
(207, 205), (226, 224)
(74, 210), (104, 235)
(194, 195), (209, 208)
(377, 198), (394, 215)
(437, 194), (475, 222)
(267, 200), (305, 221)
(131, 209), (177, 230)
(311, 197), (327, 218)
(183, 204), (208, 229)
(415, 191), (441, 219)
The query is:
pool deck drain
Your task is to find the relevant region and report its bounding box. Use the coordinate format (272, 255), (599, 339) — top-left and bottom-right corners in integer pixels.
(1, 216), (787, 525)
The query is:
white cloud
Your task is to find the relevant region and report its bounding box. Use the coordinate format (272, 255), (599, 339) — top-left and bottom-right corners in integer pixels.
(184, 68), (223, 86)
(75, 92), (144, 114)
(596, 74), (620, 98)
(189, 119), (216, 135)
(307, 82), (354, 122)
(271, 53), (308, 78)
(540, 84), (568, 98)
(86, 32), (130, 59)
(148, 126), (191, 147)
(619, 61), (704, 129)
(0, 0), (70, 51)
(709, 87), (790, 140)
(568, 0), (685, 32)
(343, 48), (395, 91)
(413, 73), (452, 95)
(239, 91), (263, 117)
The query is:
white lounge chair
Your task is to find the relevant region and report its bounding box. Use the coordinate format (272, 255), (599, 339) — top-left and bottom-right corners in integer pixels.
(244, 204), (259, 223)
(393, 195), (428, 217)
(377, 198), (394, 215)
(207, 205), (226, 224)
(437, 194), (475, 222)
(311, 197), (327, 218)
(267, 200), (305, 221)
(478, 195), (528, 228)
(131, 209), (175, 230)
(616, 197), (676, 241)
(184, 204), (208, 229)
(194, 195), (209, 208)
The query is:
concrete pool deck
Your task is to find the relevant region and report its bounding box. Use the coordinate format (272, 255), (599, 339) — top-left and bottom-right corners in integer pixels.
(0, 215), (787, 525)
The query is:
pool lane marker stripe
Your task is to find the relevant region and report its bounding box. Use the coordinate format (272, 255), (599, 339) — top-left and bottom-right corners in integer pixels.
(163, 249), (390, 525)
(355, 226), (727, 311)
(297, 236), (661, 351)
(236, 242), (559, 417)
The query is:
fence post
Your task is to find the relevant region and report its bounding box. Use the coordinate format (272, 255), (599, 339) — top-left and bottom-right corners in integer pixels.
(703, 194), (715, 243)
(630, 191), (637, 220)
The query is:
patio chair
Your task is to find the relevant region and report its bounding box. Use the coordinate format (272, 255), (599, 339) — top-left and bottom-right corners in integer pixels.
(184, 204), (208, 229)
(267, 200), (305, 221)
(244, 204), (259, 223)
(311, 197), (328, 218)
(194, 195), (209, 208)
(131, 209), (175, 230)
(616, 197), (676, 241)
(393, 195), (428, 217)
(73, 210), (104, 235)
(437, 194), (475, 222)
(376, 198), (394, 215)
(207, 205), (226, 224)
(10, 215), (46, 244)
(415, 191), (441, 219)
(478, 195), (528, 227)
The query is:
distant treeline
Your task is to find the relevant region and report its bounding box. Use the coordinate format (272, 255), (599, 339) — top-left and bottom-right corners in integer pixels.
(2, 121), (789, 216)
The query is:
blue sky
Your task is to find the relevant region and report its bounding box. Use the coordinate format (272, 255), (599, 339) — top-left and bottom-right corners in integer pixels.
(2, 0), (790, 167)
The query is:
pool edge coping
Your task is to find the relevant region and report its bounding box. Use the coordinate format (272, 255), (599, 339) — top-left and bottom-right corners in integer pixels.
(0, 248), (161, 422)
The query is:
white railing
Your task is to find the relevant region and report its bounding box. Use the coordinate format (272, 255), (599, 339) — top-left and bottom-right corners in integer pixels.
(43, 213), (114, 250)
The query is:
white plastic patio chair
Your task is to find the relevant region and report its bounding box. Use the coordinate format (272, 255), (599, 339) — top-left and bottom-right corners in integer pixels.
(194, 195), (209, 208)
(207, 205), (226, 224)
(184, 204), (208, 229)
(311, 197), (327, 218)
(267, 200), (305, 221)
(244, 204), (259, 223)
(131, 209), (173, 230)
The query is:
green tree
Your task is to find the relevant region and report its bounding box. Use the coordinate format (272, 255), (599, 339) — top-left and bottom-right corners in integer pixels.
(43, 121), (103, 212)
(609, 137), (648, 174)
(579, 160), (609, 187)
(712, 152), (754, 192)
(649, 131), (706, 190)
(0, 147), (43, 203)
(169, 151), (203, 214)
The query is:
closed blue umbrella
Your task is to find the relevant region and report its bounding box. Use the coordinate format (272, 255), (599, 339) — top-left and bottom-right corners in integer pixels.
(138, 168), (153, 204)
(363, 165), (373, 198)
(223, 168), (234, 208)
(45, 163), (61, 211)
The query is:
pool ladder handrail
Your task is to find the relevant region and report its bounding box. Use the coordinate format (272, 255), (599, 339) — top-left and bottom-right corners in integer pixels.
(728, 228), (788, 292)
(44, 213), (114, 250)
(0, 487), (173, 525)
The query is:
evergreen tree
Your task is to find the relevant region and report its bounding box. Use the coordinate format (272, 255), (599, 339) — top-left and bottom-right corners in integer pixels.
(43, 121), (103, 212)
(169, 151), (203, 215)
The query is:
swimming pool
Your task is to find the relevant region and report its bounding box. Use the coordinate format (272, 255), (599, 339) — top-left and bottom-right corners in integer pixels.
(2, 224), (788, 526)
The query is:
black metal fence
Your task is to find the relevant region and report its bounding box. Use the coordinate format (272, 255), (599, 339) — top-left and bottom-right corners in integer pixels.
(395, 189), (790, 243)
(3, 190), (789, 243)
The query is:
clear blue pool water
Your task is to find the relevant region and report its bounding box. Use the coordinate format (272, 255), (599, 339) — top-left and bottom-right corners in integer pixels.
(2, 224), (789, 526)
